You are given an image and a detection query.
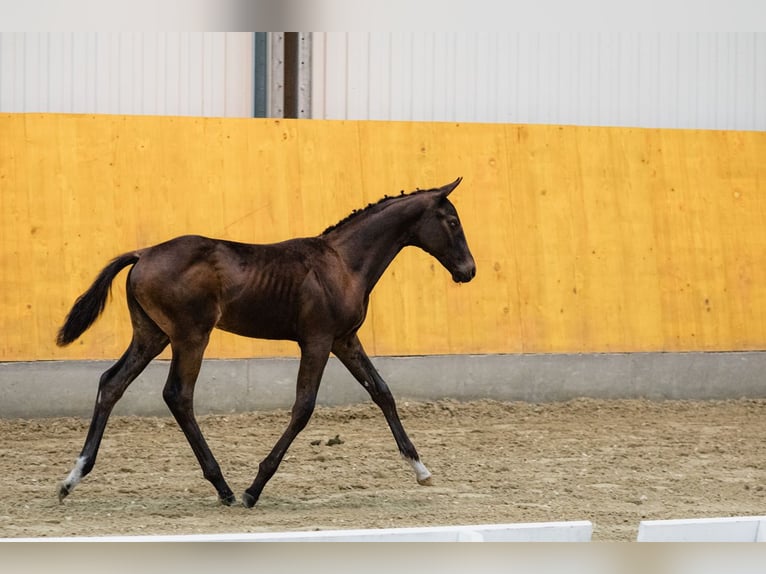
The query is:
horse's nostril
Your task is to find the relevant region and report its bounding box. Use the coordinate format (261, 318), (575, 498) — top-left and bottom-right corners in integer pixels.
(452, 265), (476, 283)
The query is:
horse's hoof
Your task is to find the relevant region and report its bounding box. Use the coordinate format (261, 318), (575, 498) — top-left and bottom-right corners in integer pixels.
(417, 476), (433, 486)
(57, 483), (71, 503)
(242, 491), (257, 509)
(219, 493), (237, 506)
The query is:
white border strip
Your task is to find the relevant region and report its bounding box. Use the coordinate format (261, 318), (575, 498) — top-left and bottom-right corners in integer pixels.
(638, 516), (766, 542)
(1, 521), (593, 543)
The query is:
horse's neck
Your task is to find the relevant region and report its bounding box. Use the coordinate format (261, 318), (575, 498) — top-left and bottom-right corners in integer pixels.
(325, 202), (421, 290)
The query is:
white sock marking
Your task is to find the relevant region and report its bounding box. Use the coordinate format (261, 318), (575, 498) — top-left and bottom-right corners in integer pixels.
(64, 456), (87, 490)
(405, 457), (431, 482)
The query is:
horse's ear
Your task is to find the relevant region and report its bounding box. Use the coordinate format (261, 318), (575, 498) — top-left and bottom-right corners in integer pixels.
(439, 177), (463, 197)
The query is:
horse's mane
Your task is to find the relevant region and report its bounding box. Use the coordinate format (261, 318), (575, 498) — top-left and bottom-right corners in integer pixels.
(320, 186), (437, 235)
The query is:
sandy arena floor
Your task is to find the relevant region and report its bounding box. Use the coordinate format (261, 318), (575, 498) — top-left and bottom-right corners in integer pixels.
(2, 398), (765, 541)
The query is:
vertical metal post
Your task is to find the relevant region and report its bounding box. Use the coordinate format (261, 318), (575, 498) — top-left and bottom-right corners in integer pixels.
(283, 33), (312, 118)
(269, 32), (285, 118)
(283, 32), (299, 118)
(260, 32), (311, 119)
(296, 32), (312, 118)
(253, 32), (268, 117)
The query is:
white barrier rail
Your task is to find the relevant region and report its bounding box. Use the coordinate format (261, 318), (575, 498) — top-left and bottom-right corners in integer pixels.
(637, 516), (766, 542)
(1, 520), (593, 543)
(11, 515), (766, 542)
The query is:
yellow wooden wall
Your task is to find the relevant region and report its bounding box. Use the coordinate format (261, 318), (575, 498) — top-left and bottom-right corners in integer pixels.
(1, 114), (765, 361)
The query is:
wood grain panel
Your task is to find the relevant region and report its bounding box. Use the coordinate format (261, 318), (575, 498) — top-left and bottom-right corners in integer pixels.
(1, 114), (764, 360)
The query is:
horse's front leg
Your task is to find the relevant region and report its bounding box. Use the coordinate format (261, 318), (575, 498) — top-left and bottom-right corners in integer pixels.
(333, 335), (433, 486)
(242, 337), (332, 508)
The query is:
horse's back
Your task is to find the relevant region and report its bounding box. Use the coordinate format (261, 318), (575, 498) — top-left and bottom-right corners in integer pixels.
(128, 234), (338, 341)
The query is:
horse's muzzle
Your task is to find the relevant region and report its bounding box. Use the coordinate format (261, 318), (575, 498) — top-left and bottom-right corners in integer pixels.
(451, 264), (476, 283)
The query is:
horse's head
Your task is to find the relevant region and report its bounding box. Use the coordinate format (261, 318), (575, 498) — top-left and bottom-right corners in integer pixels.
(412, 177), (477, 283)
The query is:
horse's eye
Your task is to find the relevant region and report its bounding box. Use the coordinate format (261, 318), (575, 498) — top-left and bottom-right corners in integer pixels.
(448, 220), (459, 229)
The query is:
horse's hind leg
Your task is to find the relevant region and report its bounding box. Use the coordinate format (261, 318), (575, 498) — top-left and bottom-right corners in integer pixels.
(242, 337), (332, 508)
(58, 296), (169, 502)
(333, 335), (433, 486)
(162, 335), (236, 505)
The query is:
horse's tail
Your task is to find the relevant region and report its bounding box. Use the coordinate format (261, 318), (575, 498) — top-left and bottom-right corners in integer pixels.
(56, 252), (141, 346)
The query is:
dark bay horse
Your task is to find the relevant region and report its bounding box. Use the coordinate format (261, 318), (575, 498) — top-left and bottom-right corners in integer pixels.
(56, 177), (476, 508)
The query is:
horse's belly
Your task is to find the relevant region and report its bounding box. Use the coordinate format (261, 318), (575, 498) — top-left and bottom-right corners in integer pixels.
(216, 302), (299, 341)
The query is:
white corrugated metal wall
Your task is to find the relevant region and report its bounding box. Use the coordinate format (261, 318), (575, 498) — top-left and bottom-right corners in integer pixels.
(2, 32), (765, 130)
(0, 32), (254, 117)
(312, 32), (766, 130)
